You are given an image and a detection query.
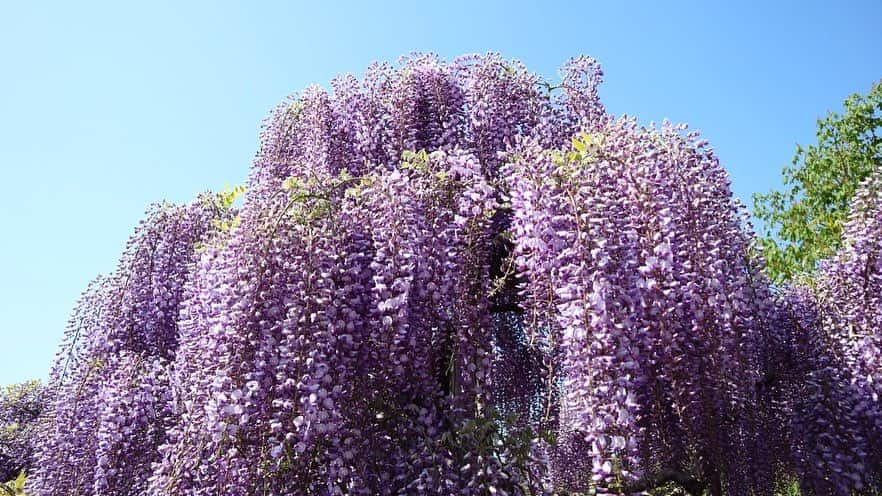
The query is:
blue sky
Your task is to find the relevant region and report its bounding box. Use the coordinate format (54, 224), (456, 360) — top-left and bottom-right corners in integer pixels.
(0, 0), (880, 385)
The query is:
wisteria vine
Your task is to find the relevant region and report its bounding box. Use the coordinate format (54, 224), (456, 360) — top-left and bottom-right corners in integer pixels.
(29, 53), (882, 496)
(0, 380), (45, 483)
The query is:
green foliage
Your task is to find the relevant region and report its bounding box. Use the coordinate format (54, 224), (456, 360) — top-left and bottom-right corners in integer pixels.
(1, 471), (27, 496)
(0, 381), (40, 406)
(774, 478), (802, 496)
(215, 184), (247, 210)
(279, 170), (359, 225)
(195, 184), (247, 252)
(753, 80), (882, 282)
(210, 184), (246, 233)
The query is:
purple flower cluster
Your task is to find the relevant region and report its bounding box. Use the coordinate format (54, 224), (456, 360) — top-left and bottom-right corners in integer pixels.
(506, 121), (776, 494)
(149, 149), (520, 494)
(31, 53), (881, 495)
(248, 53), (602, 195)
(31, 198), (227, 495)
(0, 380), (46, 482)
(766, 170), (882, 494)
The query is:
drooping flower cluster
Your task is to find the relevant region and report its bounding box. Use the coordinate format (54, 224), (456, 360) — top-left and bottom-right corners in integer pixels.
(142, 53), (605, 496)
(31, 198), (230, 496)
(248, 53), (603, 197)
(0, 380), (46, 482)
(767, 170), (882, 495)
(149, 149), (530, 495)
(764, 286), (878, 495)
(30, 53), (882, 496)
(506, 123), (776, 494)
(817, 169), (882, 453)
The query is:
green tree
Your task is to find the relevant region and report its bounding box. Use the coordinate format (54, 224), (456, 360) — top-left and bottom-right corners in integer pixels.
(753, 80), (882, 282)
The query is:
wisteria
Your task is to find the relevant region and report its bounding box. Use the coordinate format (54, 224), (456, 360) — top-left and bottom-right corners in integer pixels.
(0, 380), (46, 482)
(771, 170), (882, 494)
(506, 124), (778, 494)
(28, 53), (882, 495)
(31, 197), (231, 496)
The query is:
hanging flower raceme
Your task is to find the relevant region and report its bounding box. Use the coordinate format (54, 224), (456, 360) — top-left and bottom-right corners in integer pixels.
(354, 150), (502, 494)
(765, 285), (875, 495)
(30, 197), (230, 496)
(148, 177), (375, 495)
(150, 147), (533, 495)
(818, 169), (882, 430)
(248, 52), (606, 198)
(781, 169), (882, 494)
(0, 380), (46, 483)
(506, 120), (774, 494)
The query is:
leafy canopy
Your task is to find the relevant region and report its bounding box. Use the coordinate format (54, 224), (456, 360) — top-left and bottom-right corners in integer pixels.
(753, 79), (882, 282)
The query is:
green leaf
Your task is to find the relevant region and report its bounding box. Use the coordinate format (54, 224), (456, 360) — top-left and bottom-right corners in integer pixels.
(752, 78), (882, 282)
(14, 471), (25, 490)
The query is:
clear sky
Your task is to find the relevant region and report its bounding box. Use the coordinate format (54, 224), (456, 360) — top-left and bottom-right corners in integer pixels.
(1, 0), (880, 385)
